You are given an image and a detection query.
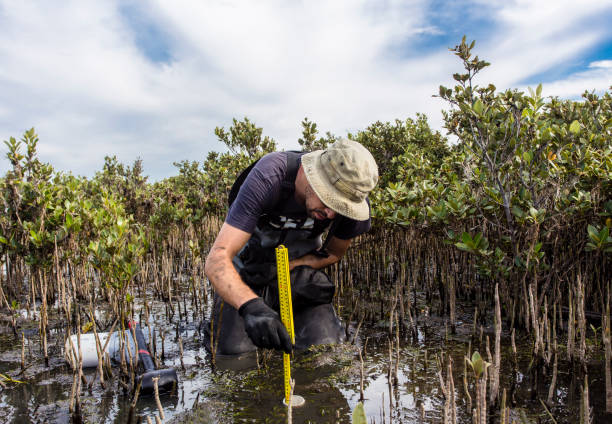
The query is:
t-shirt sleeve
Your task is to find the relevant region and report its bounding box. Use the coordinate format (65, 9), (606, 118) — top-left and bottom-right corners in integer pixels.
(333, 200), (372, 239)
(225, 152), (286, 234)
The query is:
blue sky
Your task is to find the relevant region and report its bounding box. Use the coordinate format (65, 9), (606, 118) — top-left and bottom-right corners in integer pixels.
(1, 0), (611, 180)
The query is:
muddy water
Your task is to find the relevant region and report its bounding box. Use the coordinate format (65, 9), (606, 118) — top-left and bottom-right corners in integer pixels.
(0, 293), (610, 423)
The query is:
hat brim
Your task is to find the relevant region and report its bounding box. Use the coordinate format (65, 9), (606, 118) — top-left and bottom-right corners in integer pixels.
(302, 151), (370, 221)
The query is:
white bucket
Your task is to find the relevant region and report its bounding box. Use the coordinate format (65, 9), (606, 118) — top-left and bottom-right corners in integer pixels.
(64, 328), (151, 369)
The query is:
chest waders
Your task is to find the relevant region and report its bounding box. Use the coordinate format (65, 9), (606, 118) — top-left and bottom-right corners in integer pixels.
(206, 153), (346, 357)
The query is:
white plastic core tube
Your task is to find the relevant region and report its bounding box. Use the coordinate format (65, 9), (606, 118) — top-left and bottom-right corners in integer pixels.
(64, 328), (150, 369)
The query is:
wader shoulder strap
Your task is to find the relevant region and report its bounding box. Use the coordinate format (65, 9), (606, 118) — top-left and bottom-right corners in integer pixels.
(278, 151), (302, 202)
(228, 160), (258, 207)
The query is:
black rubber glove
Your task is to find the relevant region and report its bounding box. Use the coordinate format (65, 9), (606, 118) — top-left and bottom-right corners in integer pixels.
(238, 297), (292, 354)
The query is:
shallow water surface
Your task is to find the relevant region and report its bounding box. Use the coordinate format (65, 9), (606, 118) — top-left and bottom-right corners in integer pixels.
(0, 295), (610, 423)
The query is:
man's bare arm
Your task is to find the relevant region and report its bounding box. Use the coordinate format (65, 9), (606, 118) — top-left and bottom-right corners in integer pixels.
(205, 222), (293, 353)
(289, 236), (352, 270)
(204, 222), (256, 309)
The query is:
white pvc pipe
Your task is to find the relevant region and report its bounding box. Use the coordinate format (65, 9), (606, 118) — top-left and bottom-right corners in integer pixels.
(64, 328), (150, 369)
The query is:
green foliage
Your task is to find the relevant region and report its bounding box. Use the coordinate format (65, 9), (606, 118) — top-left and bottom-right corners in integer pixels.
(586, 224), (612, 252)
(352, 402), (367, 424)
(350, 114), (449, 186)
(374, 36), (611, 285)
(297, 117), (336, 151)
(87, 192), (146, 291)
(0, 129), (81, 269)
(455, 232), (491, 256)
(465, 351), (490, 379)
(202, 117), (283, 216)
(214, 117), (276, 157)
(201, 150), (253, 214)
(0, 116), (285, 284)
(94, 156), (150, 223)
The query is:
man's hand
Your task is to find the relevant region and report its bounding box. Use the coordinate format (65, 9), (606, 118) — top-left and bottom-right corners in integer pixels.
(238, 297), (292, 353)
(289, 236), (351, 270)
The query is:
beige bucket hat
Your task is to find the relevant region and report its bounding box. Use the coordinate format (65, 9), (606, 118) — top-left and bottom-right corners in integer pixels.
(301, 138), (378, 221)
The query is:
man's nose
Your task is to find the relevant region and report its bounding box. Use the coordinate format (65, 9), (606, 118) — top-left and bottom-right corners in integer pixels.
(324, 207), (336, 219)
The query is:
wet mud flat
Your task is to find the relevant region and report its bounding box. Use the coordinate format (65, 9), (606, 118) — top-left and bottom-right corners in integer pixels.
(1, 286), (610, 424)
(178, 310), (611, 423)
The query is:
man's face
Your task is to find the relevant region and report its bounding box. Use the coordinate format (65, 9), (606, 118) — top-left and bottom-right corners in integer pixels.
(304, 182), (336, 221)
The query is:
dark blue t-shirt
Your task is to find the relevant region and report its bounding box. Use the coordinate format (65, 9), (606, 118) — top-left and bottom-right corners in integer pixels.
(226, 152), (371, 239)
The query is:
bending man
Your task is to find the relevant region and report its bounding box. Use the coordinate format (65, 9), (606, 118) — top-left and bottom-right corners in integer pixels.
(204, 138), (378, 355)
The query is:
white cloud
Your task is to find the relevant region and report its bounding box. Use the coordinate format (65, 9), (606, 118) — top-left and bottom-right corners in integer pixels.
(539, 63), (612, 98)
(590, 60), (612, 69)
(473, 0), (612, 88)
(0, 0), (610, 179)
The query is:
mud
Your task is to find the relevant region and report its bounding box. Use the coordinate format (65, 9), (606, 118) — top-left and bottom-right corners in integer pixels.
(0, 290), (610, 423)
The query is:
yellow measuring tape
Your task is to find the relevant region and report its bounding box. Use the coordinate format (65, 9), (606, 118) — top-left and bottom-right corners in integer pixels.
(276, 245), (294, 404)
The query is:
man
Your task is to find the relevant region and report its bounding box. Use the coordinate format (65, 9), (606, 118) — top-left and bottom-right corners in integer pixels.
(204, 138), (378, 355)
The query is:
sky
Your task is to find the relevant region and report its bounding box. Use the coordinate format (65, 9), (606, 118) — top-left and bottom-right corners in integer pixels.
(1, 0), (611, 181)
